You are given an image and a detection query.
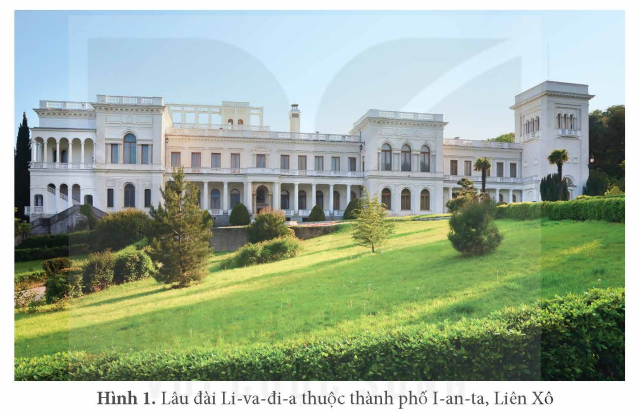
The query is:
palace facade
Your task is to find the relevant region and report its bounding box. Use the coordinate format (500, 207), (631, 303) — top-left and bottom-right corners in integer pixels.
(26, 81), (593, 224)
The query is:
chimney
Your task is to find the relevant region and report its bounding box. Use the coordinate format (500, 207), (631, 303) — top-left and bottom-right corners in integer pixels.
(289, 103), (300, 133)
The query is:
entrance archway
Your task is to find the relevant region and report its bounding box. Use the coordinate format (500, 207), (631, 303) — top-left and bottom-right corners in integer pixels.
(255, 185), (270, 213)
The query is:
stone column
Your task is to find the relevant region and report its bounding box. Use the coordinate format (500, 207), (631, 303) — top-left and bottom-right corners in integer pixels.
(81, 141), (85, 165)
(508, 189), (513, 204)
(56, 141), (60, 165)
(120, 144), (124, 164)
(31, 140), (35, 163)
(203, 182), (209, 210)
(223, 182), (229, 212)
(68, 142), (73, 166)
(56, 185), (61, 213)
(448, 187), (453, 201)
(114, 180), (120, 211)
(273, 182), (280, 211)
(294, 183), (299, 213)
(496, 188), (500, 203)
(346, 184), (351, 204)
(245, 181), (252, 214)
(311, 183), (317, 208)
(43, 141), (48, 163)
(329, 184), (334, 214)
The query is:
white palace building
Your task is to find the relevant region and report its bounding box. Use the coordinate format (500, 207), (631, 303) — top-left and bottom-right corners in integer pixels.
(26, 81), (593, 224)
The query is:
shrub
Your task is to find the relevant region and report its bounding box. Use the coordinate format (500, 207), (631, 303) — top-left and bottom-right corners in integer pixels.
(343, 198), (362, 220)
(82, 250), (116, 293)
(15, 288), (624, 381)
(495, 198), (624, 223)
(307, 205), (326, 222)
(15, 246), (69, 262)
(17, 234), (69, 249)
(229, 202), (250, 226)
(69, 230), (94, 246)
(446, 196), (468, 213)
(113, 251), (155, 284)
(15, 271), (47, 289)
(246, 209), (292, 243)
(221, 236), (302, 269)
(540, 173), (569, 201)
(583, 169), (610, 196)
(44, 267), (83, 304)
(94, 210), (151, 251)
(42, 257), (73, 277)
(448, 202), (503, 256)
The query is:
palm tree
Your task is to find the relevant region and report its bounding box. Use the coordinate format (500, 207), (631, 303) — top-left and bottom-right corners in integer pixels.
(473, 157), (492, 193)
(547, 149), (569, 200)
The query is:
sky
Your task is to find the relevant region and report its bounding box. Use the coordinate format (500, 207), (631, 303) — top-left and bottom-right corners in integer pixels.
(14, 10), (624, 141)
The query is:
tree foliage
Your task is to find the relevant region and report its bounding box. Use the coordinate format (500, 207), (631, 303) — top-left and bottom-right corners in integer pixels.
(540, 173), (569, 201)
(351, 189), (394, 253)
(547, 149), (569, 200)
(308, 205), (326, 222)
(446, 178), (479, 213)
(487, 132), (515, 143)
(473, 157), (492, 193)
(229, 202), (250, 226)
(148, 167), (213, 287)
(15, 113), (31, 221)
(448, 202), (503, 257)
(343, 198), (363, 220)
(583, 169), (610, 196)
(247, 208), (292, 243)
(589, 105), (625, 180)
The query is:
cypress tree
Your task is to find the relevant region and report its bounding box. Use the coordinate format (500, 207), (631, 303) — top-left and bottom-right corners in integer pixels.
(14, 112), (31, 220)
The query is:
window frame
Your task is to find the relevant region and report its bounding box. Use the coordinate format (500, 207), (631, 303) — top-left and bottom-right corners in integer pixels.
(348, 157), (357, 172)
(231, 153), (241, 169)
(107, 188), (114, 208)
(331, 156), (340, 172)
(510, 162), (517, 178)
(123, 133), (136, 164)
(256, 154), (266, 168)
(298, 155), (307, 171)
(124, 184), (135, 208)
(298, 190), (307, 210)
(401, 189), (411, 210)
(111, 144), (119, 164)
(280, 155), (290, 170)
(144, 189), (151, 208)
(381, 188), (392, 209)
(171, 152), (181, 167)
(420, 146), (430, 172)
(141, 144), (150, 164)
(191, 152), (201, 169)
(401, 145), (411, 172)
(381, 144), (392, 171)
(315, 156), (324, 171)
(450, 160), (458, 176)
(211, 153), (221, 169)
(420, 189), (430, 211)
(497, 162), (504, 178)
(464, 160), (472, 176)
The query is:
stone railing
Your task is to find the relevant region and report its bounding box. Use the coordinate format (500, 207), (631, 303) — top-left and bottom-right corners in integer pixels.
(172, 123), (270, 132)
(30, 162), (95, 170)
(39, 100), (92, 110)
(444, 139), (522, 150)
(96, 95), (163, 106)
(173, 167), (365, 178)
(556, 129), (580, 137)
(167, 127), (361, 143)
(444, 175), (524, 184)
(353, 109), (443, 128)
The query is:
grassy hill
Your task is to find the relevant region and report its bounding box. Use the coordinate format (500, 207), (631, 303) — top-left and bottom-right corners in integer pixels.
(15, 219), (624, 359)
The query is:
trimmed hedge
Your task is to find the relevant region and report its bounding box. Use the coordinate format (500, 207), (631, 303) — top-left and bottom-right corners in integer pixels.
(15, 246), (69, 262)
(42, 257), (72, 277)
(15, 288), (624, 381)
(307, 205), (326, 222)
(94, 210), (151, 251)
(44, 268), (83, 304)
(17, 231), (94, 249)
(82, 250), (116, 293)
(221, 236), (302, 269)
(229, 203), (250, 226)
(113, 251), (155, 284)
(15, 271), (47, 288)
(496, 197), (624, 222)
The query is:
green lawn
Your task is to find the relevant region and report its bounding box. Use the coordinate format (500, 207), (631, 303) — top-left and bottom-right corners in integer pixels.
(14, 219), (624, 358)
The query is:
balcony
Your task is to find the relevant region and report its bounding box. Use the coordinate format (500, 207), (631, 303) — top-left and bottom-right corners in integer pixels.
(444, 175), (523, 184)
(522, 131), (540, 142)
(167, 127), (361, 143)
(556, 129), (580, 138)
(353, 109), (443, 128)
(172, 123), (270, 132)
(29, 162), (95, 170)
(174, 167), (365, 178)
(444, 139), (522, 150)
(96, 95), (163, 106)
(39, 100), (92, 110)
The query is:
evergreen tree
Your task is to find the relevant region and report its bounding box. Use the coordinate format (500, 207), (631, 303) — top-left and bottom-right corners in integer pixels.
(540, 173), (569, 201)
(473, 157), (491, 193)
(351, 189), (394, 253)
(148, 167), (213, 287)
(14, 112), (31, 221)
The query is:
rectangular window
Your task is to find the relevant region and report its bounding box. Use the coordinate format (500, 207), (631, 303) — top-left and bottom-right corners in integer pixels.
(231, 153), (241, 169)
(171, 152), (181, 167)
(256, 154), (266, 168)
(191, 152), (201, 168)
(211, 153), (221, 169)
(110, 144), (119, 164)
(280, 155), (289, 170)
(315, 156), (324, 171)
(144, 189), (151, 207)
(464, 160), (472, 176)
(107, 188), (114, 208)
(510, 163), (517, 178)
(348, 157), (357, 172)
(450, 160), (458, 176)
(332, 157), (340, 171)
(497, 162), (504, 177)
(141, 145), (150, 164)
(298, 155), (307, 171)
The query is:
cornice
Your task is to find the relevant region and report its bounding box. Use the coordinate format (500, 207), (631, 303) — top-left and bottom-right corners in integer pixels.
(165, 135), (364, 147)
(509, 91), (595, 110)
(34, 109), (96, 118)
(90, 104), (166, 114)
(351, 117), (447, 134)
(443, 145), (522, 154)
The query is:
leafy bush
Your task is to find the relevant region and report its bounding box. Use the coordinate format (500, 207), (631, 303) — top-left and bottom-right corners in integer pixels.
(15, 246), (69, 262)
(113, 251), (155, 284)
(15, 271), (47, 289)
(44, 267), (83, 304)
(540, 173), (569, 201)
(94, 210), (151, 251)
(228, 203), (250, 226)
(446, 196), (467, 213)
(17, 234), (69, 249)
(221, 236), (302, 269)
(82, 250), (116, 293)
(343, 198), (362, 220)
(496, 197), (624, 223)
(583, 169), (610, 196)
(15, 288), (624, 381)
(246, 209), (292, 243)
(307, 205), (326, 222)
(42, 257), (73, 277)
(448, 202), (503, 256)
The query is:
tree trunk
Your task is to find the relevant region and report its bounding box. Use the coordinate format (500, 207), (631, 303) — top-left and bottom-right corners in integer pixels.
(481, 169), (487, 193)
(558, 163), (563, 200)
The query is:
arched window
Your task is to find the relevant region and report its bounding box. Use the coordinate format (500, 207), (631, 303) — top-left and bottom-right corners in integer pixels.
(420, 189), (430, 211)
(525, 120), (529, 134)
(211, 189), (220, 209)
(333, 191), (340, 210)
(499, 193), (504, 203)
(563, 114), (568, 130)
(535, 116), (540, 132)
(350, 191), (357, 201)
(61, 149), (68, 163)
(72, 184), (81, 203)
(401, 189), (411, 210)
(512, 194), (517, 203)
(557, 113), (562, 129)
(420, 145), (430, 172)
(84, 194), (93, 206)
(34, 194), (43, 206)
(401, 144), (411, 171)
(530, 119), (535, 133)
(381, 188), (391, 209)
(381, 144), (392, 171)
(196, 189), (201, 206)
(123, 133), (137, 164)
(281, 190), (290, 210)
(124, 184), (135, 208)
(237, 119), (244, 125)
(298, 190), (307, 210)
(316, 191), (324, 208)
(230, 189), (240, 208)
(569, 114), (574, 130)
(227, 119), (234, 125)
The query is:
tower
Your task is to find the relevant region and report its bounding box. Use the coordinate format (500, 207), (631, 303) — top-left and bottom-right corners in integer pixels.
(289, 104), (300, 133)
(511, 81), (594, 200)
